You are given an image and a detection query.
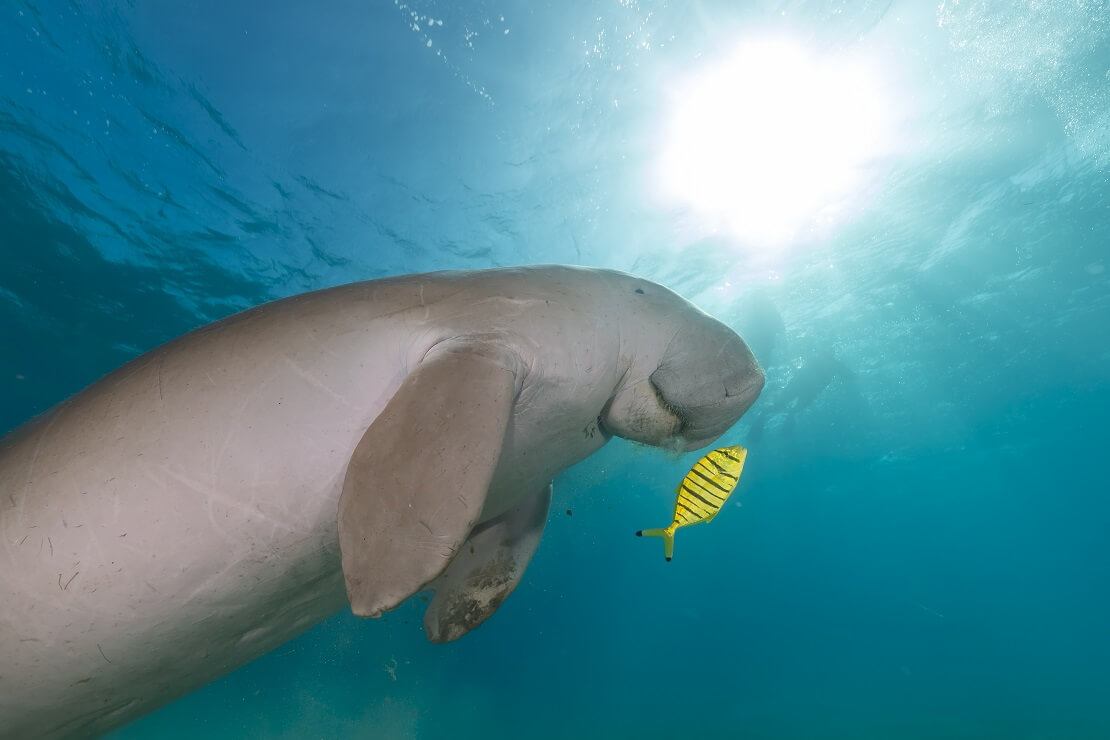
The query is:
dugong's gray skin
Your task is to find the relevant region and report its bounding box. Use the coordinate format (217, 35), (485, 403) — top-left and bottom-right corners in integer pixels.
(0, 265), (763, 738)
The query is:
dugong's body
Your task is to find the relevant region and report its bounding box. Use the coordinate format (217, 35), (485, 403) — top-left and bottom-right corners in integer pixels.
(0, 266), (762, 737)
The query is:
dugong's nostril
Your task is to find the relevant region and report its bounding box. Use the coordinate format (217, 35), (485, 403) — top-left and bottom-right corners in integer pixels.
(731, 367), (765, 400)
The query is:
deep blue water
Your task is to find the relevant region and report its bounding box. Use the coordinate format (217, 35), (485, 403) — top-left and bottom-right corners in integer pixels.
(2, 0), (1108, 737)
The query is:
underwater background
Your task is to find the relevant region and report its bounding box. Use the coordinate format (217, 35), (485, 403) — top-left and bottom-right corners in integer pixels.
(2, 0), (1108, 737)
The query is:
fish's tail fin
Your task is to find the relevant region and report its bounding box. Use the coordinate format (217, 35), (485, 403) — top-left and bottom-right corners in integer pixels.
(635, 527), (675, 561)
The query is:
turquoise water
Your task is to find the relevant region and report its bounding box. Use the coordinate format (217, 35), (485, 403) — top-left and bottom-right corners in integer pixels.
(2, 1), (1108, 737)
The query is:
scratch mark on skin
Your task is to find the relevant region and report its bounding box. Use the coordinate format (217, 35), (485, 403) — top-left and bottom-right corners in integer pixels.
(420, 284), (432, 321)
(97, 643), (112, 664)
(156, 466), (298, 546)
(63, 571), (79, 590)
(48, 536), (53, 556)
(26, 406), (61, 482)
(281, 357), (360, 410)
(18, 535), (27, 545)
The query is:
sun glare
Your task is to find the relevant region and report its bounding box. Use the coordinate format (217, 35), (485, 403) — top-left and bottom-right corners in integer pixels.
(657, 38), (897, 247)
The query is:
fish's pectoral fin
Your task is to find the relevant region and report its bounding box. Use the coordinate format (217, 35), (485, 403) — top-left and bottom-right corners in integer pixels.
(424, 483), (552, 642)
(338, 339), (522, 618)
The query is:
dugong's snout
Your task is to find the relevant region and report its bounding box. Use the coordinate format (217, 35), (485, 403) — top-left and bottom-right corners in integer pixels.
(603, 314), (764, 451)
(651, 321), (765, 451)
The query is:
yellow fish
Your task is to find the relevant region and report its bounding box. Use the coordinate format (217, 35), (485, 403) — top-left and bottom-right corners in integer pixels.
(636, 445), (748, 561)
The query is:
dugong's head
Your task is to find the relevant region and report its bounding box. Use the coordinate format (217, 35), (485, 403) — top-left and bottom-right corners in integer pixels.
(601, 276), (764, 451)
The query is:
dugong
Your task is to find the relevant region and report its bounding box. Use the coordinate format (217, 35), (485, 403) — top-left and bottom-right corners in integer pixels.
(0, 265), (763, 737)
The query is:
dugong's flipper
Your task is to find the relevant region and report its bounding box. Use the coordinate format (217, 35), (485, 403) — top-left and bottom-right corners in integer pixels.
(424, 484), (551, 642)
(338, 340), (523, 618)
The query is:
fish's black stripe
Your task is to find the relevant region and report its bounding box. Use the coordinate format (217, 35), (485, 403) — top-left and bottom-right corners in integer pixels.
(677, 496), (710, 518)
(706, 453), (741, 473)
(675, 502), (703, 521)
(688, 467), (730, 495)
(686, 476), (727, 503)
(678, 501), (711, 522)
(684, 483), (719, 504)
(674, 502), (696, 519)
(701, 458), (738, 482)
(709, 448), (744, 467)
(701, 457), (726, 475)
(674, 485), (710, 510)
(701, 458), (739, 482)
(681, 483), (722, 511)
(690, 463), (732, 487)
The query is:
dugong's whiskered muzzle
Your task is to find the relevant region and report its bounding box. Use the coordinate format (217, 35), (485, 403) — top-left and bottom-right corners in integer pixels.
(650, 325), (765, 450)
